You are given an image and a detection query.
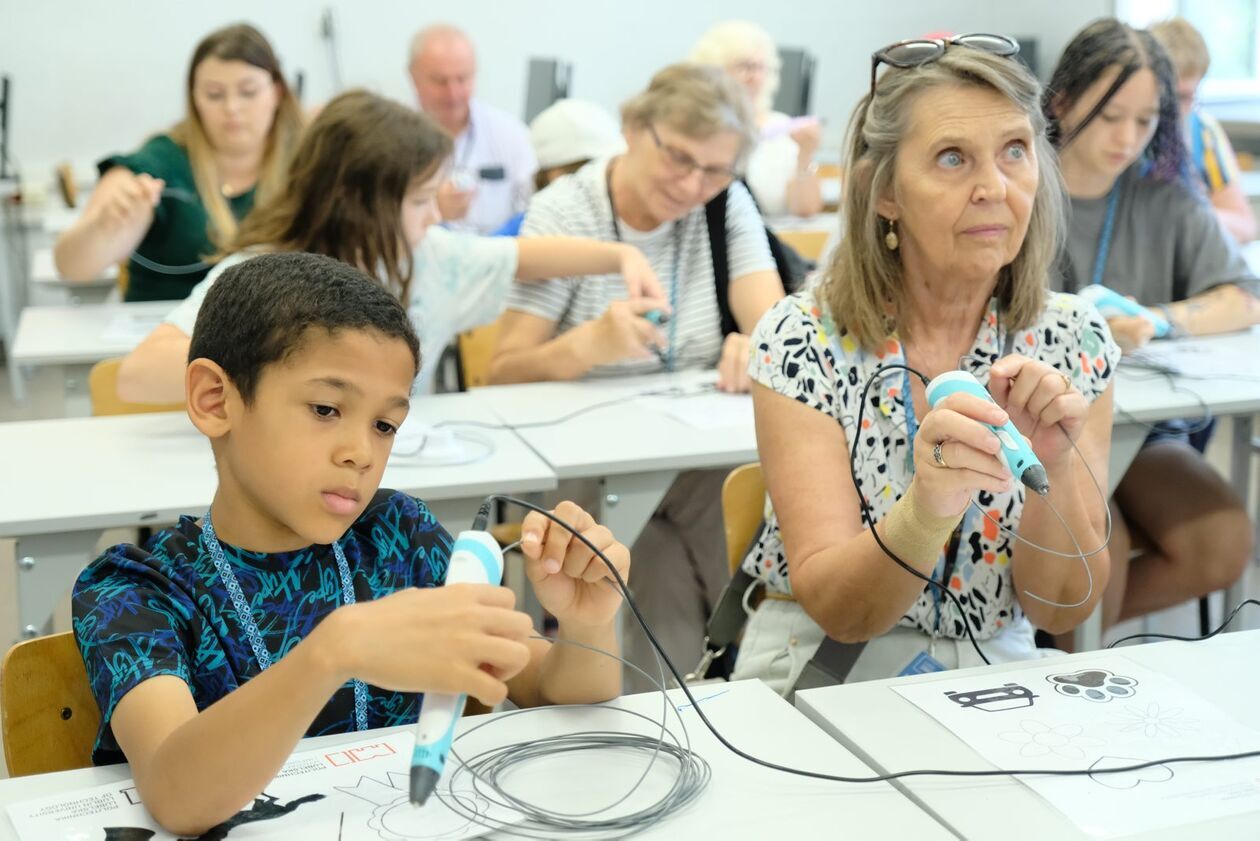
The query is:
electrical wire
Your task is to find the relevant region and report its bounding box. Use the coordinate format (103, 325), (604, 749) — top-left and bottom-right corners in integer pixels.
(1113, 361), (1216, 436)
(467, 495), (1260, 803)
(127, 186), (219, 275)
(1107, 599), (1260, 648)
(432, 383), (719, 434)
(439, 635), (711, 838)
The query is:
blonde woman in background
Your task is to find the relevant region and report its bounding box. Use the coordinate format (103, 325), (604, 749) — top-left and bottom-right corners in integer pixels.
(691, 19), (824, 217)
(1150, 17), (1257, 243)
(54, 24), (303, 301)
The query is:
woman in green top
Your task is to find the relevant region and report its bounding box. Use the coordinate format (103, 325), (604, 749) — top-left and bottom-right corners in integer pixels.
(54, 24), (303, 301)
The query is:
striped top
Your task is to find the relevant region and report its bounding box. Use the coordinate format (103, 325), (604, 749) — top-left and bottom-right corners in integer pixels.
(505, 157), (777, 377)
(1188, 108), (1241, 195)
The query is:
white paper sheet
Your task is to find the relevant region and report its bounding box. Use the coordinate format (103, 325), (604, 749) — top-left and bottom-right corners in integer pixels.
(101, 312), (166, 345)
(893, 654), (1260, 837)
(651, 392), (753, 430)
(5, 733), (520, 841)
(1125, 337), (1260, 380)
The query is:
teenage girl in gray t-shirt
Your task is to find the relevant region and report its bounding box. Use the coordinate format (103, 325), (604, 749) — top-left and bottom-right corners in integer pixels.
(1046, 19), (1259, 638)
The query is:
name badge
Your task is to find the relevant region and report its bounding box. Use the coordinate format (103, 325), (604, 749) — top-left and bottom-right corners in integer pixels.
(899, 650), (947, 676)
(478, 165), (506, 181)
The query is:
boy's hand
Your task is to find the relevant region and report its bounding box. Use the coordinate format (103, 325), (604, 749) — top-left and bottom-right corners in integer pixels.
(520, 501), (630, 630)
(321, 584), (532, 707)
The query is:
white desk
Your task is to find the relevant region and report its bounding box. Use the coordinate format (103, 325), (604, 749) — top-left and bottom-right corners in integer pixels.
(28, 246), (117, 289)
(1094, 329), (1260, 649)
(796, 630), (1260, 840)
(9, 300), (176, 415)
(0, 680), (951, 840)
(474, 370), (757, 549)
(0, 392), (557, 645)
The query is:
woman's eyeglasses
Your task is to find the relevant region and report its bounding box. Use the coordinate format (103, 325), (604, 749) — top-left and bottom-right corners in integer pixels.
(869, 34), (1020, 98)
(648, 124), (739, 186)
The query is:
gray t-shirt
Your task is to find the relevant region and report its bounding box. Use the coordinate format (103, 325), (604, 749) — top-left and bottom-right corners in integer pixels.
(505, 157), (777, 377)
(1056, 165), (1260, 302)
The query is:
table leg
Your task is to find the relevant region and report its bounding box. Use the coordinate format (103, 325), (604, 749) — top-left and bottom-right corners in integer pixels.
(1224, 414), (1255, 630)
(8, 530), (102, 646)
(598, 470), (677, 548)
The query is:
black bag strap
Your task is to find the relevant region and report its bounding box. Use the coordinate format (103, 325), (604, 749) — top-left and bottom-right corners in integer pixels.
(706, 184), (811, 338)
(705, 189), (738, 337)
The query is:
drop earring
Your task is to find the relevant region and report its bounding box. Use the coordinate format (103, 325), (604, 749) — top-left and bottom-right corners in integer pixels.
(884, 218), (899, 251)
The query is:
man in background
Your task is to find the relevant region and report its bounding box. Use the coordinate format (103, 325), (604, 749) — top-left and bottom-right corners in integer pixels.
(408, 24), (537, 233)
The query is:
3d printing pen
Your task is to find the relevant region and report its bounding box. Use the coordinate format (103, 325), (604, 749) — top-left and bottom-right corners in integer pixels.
(926, 370), (1050, 496)
(410, 504), (504, 805)
(1077, 284), (1171, 338)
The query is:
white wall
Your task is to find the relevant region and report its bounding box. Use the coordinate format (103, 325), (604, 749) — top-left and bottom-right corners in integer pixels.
(0, 0), (1113, 188)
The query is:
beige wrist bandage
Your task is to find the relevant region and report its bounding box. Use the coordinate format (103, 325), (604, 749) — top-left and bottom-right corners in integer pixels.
(877, 482), (963, 563)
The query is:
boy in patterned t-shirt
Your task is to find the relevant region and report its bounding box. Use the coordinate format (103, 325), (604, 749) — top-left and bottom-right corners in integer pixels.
(72, 253), (630, 836)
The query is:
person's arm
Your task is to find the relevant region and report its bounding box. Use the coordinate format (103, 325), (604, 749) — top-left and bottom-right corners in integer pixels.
(506, 501), (628, 707)
(54, 167), (162, 281)
(487, 299), (664, 384)
(714, 268), (787, 393)
(1211, 182), (1257, 244)
(109, 584), (532, 836)
(755, 379), (1016, 641)
(116, 323), (190, 403)
(784, 121), (824, 218)
(515, 237), (667, 303)
(1163, 283), (1260, 335)
(986, 356), (1113, 633)
(116, 273), (217, 403)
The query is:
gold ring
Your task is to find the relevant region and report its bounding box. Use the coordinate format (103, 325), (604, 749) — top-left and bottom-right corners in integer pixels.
(932, 441), (949, 469)
(1060, 372), (1072, 393)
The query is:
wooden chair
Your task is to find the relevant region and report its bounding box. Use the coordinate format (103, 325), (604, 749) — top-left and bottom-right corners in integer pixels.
(1, 632), (100, 776)
(55, 163), (79, 208)
(454, 320), (523, 547)
(456, 320), (502, 390)
(88, 357), (183, 417)
(722, 463), (765, 576)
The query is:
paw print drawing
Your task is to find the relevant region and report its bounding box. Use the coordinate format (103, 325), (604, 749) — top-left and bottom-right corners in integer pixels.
(1047, 669), (1138, 703)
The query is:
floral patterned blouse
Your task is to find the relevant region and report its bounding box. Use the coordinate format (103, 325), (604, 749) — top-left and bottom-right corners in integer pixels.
(744, 290), (1120, 640)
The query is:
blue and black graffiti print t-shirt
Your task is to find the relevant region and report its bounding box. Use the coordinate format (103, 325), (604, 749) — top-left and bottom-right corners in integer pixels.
(72, 489), (452, 765)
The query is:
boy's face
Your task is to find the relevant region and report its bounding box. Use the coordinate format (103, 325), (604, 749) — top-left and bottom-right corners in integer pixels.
(210, 328), (415, 550)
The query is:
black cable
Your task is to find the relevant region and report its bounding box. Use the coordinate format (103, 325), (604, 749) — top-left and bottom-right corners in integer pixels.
(1107, 599), (1260, 648)
(489, 495), (1260, 787)
(1114, 363), (1215, 436)
(849, 364), (993, 665)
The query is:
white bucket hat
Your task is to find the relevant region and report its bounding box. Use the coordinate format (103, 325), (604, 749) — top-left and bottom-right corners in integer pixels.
(529, 99), (626, 170)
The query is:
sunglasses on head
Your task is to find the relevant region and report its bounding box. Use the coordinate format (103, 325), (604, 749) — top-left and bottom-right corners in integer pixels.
(869, 33), (1020, 98)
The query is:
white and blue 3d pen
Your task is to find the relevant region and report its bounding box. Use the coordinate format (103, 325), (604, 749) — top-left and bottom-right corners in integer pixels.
(409, 507), (504, 805)
(926, 370), (1050, 496)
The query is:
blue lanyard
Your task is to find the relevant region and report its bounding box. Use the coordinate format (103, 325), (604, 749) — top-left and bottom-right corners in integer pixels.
(1091, 185), (1121, 288)
(607, 159), (683, 371)
(902, 365), (920, 474)
(201, 511), (369, 732)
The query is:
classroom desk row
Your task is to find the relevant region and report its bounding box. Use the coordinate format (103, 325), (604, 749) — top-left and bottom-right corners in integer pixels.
(5, 635), (1259, 838)
(3, 333), (1260, 650)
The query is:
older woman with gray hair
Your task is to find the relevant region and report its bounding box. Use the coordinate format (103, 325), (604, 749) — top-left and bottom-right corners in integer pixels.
(691, 20), (825, 217)
(732, 36), (1121, 692)
(490, 63), (785, 689)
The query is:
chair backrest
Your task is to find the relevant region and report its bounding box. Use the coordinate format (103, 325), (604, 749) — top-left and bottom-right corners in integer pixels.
(1, 632), (100, 776)
(456, 320), (502, 390)
(721, 463), (765, 576)
(88, 358), (183, 417)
